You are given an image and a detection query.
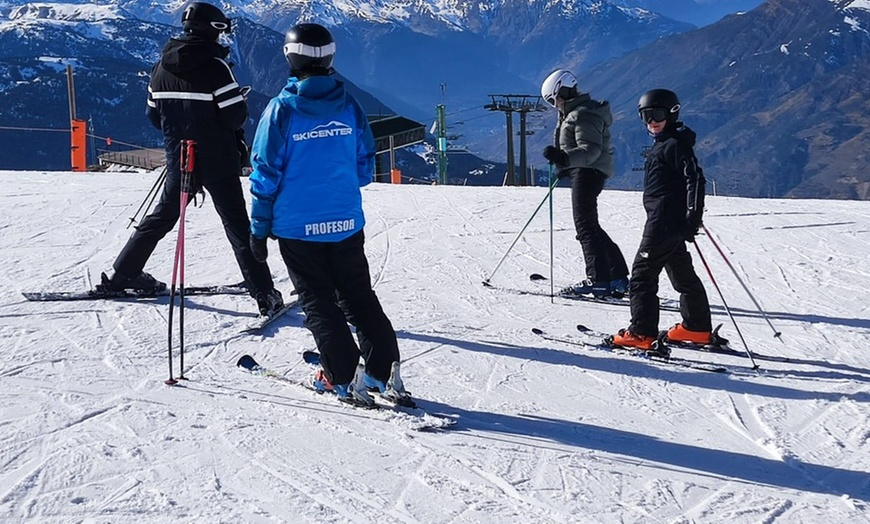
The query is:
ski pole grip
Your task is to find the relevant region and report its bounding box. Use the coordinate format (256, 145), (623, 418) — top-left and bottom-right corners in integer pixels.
(182, 140), (196, 173)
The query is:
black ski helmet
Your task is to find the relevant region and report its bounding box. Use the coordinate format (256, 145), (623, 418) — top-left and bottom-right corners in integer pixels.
(181, 2), (231, 40)
(637, 89), (681, 124)
(283, 23), (335, 77)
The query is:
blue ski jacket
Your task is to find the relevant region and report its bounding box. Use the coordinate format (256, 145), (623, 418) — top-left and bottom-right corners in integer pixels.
(249, 75), (375, 242)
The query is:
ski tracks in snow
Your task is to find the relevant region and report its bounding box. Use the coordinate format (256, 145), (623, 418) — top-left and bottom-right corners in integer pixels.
(188, 372), (570, 522)
(699, 389), (870, 511)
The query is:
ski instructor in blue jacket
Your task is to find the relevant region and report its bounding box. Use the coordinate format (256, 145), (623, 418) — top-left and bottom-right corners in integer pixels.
(247, 23), (410, 408)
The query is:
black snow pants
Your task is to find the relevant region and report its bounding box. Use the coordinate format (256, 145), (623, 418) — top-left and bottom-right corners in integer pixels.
(113, 156), (274, 297)
(277, 230), (399, 385)
(570, 168), (629, 283)
(627, 234), (712, 337)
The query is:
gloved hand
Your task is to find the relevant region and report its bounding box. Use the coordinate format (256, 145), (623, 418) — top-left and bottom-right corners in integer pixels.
(683, 210), (702, 243)
(250, 234), (268, 262)
(236, 130), (251, 170)
(542, 146), (569, 168)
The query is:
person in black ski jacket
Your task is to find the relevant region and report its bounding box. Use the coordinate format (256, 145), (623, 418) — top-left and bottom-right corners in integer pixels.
(612, 89), (712, 351)
(102, 2), (283, 317)
(540, 69), (629, 298)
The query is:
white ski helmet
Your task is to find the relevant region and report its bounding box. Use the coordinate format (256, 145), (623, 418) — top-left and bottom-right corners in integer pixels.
(541, 69), (578, 107)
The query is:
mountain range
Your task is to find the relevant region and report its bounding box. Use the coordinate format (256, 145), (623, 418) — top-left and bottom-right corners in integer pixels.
(611, 0), (764, 26)
(581, 0), (870, 199)
(0, 0), (868, 198)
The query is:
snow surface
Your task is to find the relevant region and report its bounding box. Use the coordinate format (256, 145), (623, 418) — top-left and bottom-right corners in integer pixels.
(1, 170), (869, 522)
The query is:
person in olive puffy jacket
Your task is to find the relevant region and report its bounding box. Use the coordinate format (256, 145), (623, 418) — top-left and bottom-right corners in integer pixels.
(540, 69), (629, 299)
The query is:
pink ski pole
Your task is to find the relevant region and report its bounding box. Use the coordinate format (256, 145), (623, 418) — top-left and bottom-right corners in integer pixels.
(166, 139), (195, 385)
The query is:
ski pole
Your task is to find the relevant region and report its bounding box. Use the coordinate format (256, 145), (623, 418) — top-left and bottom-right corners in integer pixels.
(692, 241), (760, 372)
(166, 140), (195, 385)
(701, 224), (783, 342)
(701, 224), (782, 340)
(482, 176), (560, 287)
(127, 166), (167, 229)
(548, 165), (555, 302)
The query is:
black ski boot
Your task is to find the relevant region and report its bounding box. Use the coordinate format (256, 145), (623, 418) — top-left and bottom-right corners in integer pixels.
(100, 271), (166, 293)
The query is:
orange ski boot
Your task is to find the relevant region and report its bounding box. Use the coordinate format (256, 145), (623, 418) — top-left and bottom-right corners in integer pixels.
(666, 323), (712, 345)
(611, 329), (656, 351)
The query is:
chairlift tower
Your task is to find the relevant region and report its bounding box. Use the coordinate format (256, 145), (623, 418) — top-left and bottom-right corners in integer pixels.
(484, 95), (547, 186)
(435, 103), (448, 184)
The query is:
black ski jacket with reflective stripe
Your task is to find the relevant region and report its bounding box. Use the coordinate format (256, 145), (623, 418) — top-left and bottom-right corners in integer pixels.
(146, 35), (246, 169)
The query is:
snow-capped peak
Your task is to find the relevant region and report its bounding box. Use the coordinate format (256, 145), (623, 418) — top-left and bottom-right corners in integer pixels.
(829, 0), (870, 34)
(6, 2), (126, 22)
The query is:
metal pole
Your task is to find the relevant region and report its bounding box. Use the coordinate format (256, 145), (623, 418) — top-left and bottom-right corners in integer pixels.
(548, 164), (555, 301)
(127, 166), (167, 229)
(693, 242), (760, 372)
(505, 110), (515, 186)
(519, 111), (528, 187)
(702, 224), (782, 340)
(436, 104), (448, 184)
(166, 140), (195, 385)
(482, 177), (560, 286)
(66, 65), (76, 121)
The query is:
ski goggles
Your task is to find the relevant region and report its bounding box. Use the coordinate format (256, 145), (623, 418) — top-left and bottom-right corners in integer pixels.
(639, 107), (670, 124)
(210, 19), (231, 33)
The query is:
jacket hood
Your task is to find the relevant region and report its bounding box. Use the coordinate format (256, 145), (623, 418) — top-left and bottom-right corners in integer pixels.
(562, 93), (612, 127)
(279, 75), (346, 116)
(161, 35), (230, 74)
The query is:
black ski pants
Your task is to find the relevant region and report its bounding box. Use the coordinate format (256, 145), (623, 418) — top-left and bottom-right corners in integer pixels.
(628, 234), (711, 337)
(277, 230), (399, 385)
(570, 169), (628, 283)
(113, 162), (274, 297)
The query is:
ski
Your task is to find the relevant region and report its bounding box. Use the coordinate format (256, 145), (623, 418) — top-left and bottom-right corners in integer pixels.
(531, 327), (729, 373)
(575, 324), (739, 371)
(22, 282), (249, 302)
(236, 354), (455, 432)
(302, 350), (321, 365)
(658, 324), (790, 363)
(240, 299), (299, 335)
(483, 280), (633, 307)
(527, 273), (686, 310)
(529, 272), (631, 303)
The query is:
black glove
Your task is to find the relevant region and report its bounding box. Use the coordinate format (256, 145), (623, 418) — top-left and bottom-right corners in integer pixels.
(250, 234), (268, 263)
(542, 146), (569, 168)
(683, 210), (702, 243)
(236, 130), (251, 169)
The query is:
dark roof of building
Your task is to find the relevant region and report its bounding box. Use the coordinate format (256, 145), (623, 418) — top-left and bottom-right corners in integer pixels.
(368, 115), (426, 154)
(369, 115), (424, 136)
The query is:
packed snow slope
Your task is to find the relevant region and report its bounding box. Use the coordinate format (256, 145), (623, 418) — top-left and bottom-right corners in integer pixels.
(1, 170), (869, 523)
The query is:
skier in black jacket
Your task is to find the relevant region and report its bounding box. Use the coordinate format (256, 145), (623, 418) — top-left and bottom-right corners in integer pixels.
(540, 69), (629, 298)
(102, 2), (283, 316)
(613, 89), (712, 350)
